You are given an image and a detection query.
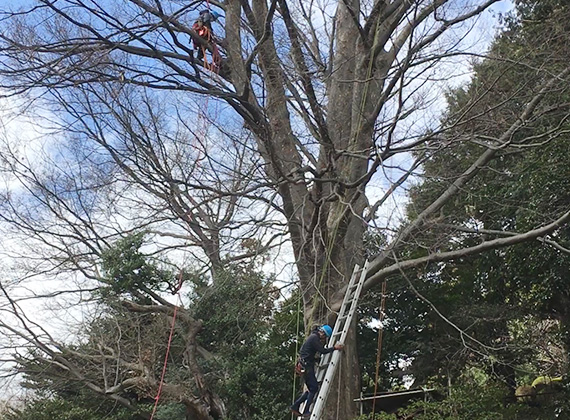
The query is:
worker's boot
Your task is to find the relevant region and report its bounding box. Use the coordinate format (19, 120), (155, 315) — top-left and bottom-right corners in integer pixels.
(290, 406), (302, 416)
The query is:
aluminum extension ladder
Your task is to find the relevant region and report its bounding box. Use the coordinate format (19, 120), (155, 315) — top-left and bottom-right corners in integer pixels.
(309, 260), (369, 420)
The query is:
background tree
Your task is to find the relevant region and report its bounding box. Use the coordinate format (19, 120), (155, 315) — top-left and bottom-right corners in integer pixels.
(1, 235), (296, 420)
(356, 0), (570, 415)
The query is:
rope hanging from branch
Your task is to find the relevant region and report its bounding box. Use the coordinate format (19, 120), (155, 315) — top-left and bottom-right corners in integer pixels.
(149, 271), (185, 420)
(371, 280), (388, 418)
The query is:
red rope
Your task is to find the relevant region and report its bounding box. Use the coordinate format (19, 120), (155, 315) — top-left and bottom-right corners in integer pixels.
(148, 6), (221, 409)
(195, 46), (221, 162)
(149, 272), (184, 420)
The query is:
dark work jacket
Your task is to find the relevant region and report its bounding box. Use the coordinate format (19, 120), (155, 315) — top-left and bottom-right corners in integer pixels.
(299, 331), (334, 367)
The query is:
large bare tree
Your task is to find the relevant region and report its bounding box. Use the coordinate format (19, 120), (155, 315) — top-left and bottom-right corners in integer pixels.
(1, 0), (570, 419)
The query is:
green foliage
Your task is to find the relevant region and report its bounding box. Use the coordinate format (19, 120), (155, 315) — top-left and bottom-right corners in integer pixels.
(353, 380), (570, 420)
(189, 265), (298, 420)
(13, 236), (299, 420)
(220, 342), (292, 420)
(154, 403), (187, 419)
(191, 265), (278, 349)
(2, 397), (137, 420)
(388, 0), (570, 392)
(100, 232), (175, 295)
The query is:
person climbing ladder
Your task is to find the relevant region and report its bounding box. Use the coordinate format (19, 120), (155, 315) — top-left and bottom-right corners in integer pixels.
(291, 325), (344, 418)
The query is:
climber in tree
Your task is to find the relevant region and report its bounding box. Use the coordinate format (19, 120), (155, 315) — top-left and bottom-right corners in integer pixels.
(192, 9), (222, 61)
(291, 325), (343, 418)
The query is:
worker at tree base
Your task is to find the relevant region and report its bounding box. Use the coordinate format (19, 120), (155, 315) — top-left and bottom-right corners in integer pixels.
(290, 325), (344, 418)
(192, 10), (222, 61)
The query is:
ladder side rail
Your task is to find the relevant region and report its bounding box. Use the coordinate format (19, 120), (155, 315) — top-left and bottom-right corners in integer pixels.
(336, 260), (369, 345)
(302, 264), (358, 418)
(324, 269), (362, 348)
(315, 352), (333, 382)
(326, 264), (361, 347)
(315, 264), (361, 381)
(310, 347), (342, 419)
(310, 260), (370, 419)
(312, 322), (359, 415)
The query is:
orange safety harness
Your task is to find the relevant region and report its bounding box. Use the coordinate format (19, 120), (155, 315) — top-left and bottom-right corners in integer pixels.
(192, 21), (221, 70)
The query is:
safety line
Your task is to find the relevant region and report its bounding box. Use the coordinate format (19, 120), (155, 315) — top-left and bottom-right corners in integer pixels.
(294, 11), (386, 420)
(148, 6), (225, 418)
(371, 280), (387, 417)
(310, 10), (384, 327)
(149, 272), (185, 420)
(290, 289), (303, 419)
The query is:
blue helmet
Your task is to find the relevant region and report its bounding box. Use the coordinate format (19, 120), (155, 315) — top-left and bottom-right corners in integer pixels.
(320, 325), (332, 337)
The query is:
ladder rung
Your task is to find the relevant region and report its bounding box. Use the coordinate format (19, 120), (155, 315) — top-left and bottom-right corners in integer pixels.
(338, 310), (350, 319)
